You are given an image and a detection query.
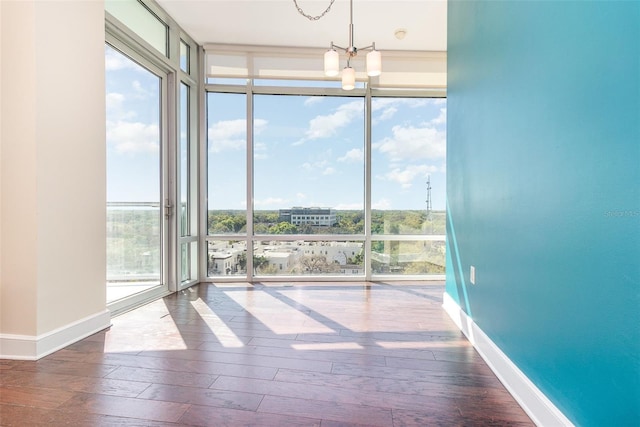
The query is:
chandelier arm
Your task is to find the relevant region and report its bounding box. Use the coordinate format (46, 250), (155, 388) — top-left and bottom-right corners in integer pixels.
(293, 0), (336, 21)
(331, 43), (348, 52)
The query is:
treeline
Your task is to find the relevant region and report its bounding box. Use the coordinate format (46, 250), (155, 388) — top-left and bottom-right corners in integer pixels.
(208, 210), (446, 235)
(107, 209), (161, 276)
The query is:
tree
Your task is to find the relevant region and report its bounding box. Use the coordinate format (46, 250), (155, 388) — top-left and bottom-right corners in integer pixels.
(253, 255), (269, 273)
(351, 250), (364, 266)
(297, 224), (314, 234)
(372, 241), (384, 253)
(269, 221), (298, 234)
(259, 264), (279, 275)
(208, 211), (246, 234)
(237, 252), (247, 272)
(337, 211), (364, 234)
(237, 253), (271, 274)
(404, 261), (445, 274)
(297, 254), (339, 274)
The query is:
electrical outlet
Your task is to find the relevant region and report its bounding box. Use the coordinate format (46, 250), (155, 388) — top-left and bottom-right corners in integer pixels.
(470, 265), (476, 285)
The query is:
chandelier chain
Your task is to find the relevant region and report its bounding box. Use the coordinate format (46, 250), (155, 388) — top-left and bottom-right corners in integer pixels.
(293, 0), (336, 21)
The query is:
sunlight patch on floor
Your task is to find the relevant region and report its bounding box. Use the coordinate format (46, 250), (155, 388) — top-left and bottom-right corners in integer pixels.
(224, 290), (334, 335)
(291, 342), (364, 351)
(190, 298), (245, 347)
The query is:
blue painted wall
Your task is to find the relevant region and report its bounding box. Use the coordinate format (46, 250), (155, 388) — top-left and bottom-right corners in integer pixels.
(446, 1), (639, 425)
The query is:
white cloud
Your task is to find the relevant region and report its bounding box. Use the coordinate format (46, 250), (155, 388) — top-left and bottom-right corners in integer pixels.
(372, 198), (391, 209)
(107, 121), (159, 154)
(373, 124), (446, 161)
(256, 119), (268, 132)
(105, 49), (142, 72)
(208, 118), (267, 152)
(371, 98), (429, 123)
(208, 119), (245, 152)
(304, 96), (323, 106)
(132, 81), (143, 91)
(378, 106), (398, 121)
(301, 160), (328, 171)
(254, 141), (268, 159)
(322, 167), (336, 175)
(295, 100), (363, 145)
(430, 108), (447, 125)
(334, 202), (363, 210)
(381, 165), (438, 189)
(254, 197), (289, 207)
(131, 80), (153, 99)
(106, 92), (125, 110)
(371, 98), (398, 111)
(106, 92), (137, 122)
(296, 193), (307, 200)
(338, 148), (363, 163)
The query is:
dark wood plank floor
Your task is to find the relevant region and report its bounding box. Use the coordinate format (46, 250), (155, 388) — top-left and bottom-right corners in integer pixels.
(0, 282), (534, 426)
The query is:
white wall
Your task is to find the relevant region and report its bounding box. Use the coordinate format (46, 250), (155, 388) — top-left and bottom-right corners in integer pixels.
(0, 0), (109, 359)
(1, 0), (39, 338)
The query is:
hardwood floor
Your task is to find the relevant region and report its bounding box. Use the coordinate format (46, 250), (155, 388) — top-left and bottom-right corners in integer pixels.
(0, 282), (534, 426)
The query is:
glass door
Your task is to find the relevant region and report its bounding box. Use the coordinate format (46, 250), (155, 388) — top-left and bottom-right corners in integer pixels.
(105, 44), (170, 311)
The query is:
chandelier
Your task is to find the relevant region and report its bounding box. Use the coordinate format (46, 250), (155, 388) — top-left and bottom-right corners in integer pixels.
(294, 0), (381, 90)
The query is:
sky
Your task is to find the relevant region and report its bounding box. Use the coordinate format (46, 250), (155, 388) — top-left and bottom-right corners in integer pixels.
(106, 45), (161, 204)
(105, 45), (447, 211)
(208, 94), (446, 211)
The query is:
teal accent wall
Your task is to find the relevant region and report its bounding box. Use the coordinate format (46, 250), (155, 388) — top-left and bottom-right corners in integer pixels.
(446, 1), (640, 425)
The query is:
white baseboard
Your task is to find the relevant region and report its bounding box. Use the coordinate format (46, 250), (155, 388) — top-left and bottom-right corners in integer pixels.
(442, 293), (574, 427)
(0, 309), (111, 360)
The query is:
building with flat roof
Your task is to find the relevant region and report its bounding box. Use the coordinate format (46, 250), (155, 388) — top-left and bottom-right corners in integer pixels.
(279, 207), (338, 227)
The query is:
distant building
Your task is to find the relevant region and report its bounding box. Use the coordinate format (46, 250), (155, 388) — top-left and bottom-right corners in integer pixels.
(279, 207), (338, 227)
(263, 251), (295, 272)
(339, 264), (365, 275)
(208, 241), (244, 275)
(301, 241), (363, 265)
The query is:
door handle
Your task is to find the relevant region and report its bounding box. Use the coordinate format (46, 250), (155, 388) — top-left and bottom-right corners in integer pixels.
(165, 199), (173, 219)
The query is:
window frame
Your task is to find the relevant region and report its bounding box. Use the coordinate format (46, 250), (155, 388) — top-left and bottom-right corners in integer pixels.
(105, 0), (201, 314)
(204, 80), (446, 282)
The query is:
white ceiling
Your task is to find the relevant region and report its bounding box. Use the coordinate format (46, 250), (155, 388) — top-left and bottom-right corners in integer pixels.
(155, 0), (447, 52)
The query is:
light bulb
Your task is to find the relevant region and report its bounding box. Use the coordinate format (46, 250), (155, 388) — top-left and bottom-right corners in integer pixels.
(366, 49), (381, 77)
(324, 49), (340, 77)
(342, 66), (355, 90)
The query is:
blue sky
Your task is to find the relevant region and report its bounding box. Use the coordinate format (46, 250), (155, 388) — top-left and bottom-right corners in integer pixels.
(106, 45), (447, 211)
(208, 94), (446, 211)
(106, 45), (161, 203)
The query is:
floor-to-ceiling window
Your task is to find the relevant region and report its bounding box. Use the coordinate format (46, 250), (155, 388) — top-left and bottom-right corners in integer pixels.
(105, 0), (199, 313)
(206, 92), (248, 277)
(105, 45), (165, 303)
(370, 97), (447, 275)
(178, 37), (199, 288)
(205, 79), (446, 280)
(250, 94), (366, 277)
